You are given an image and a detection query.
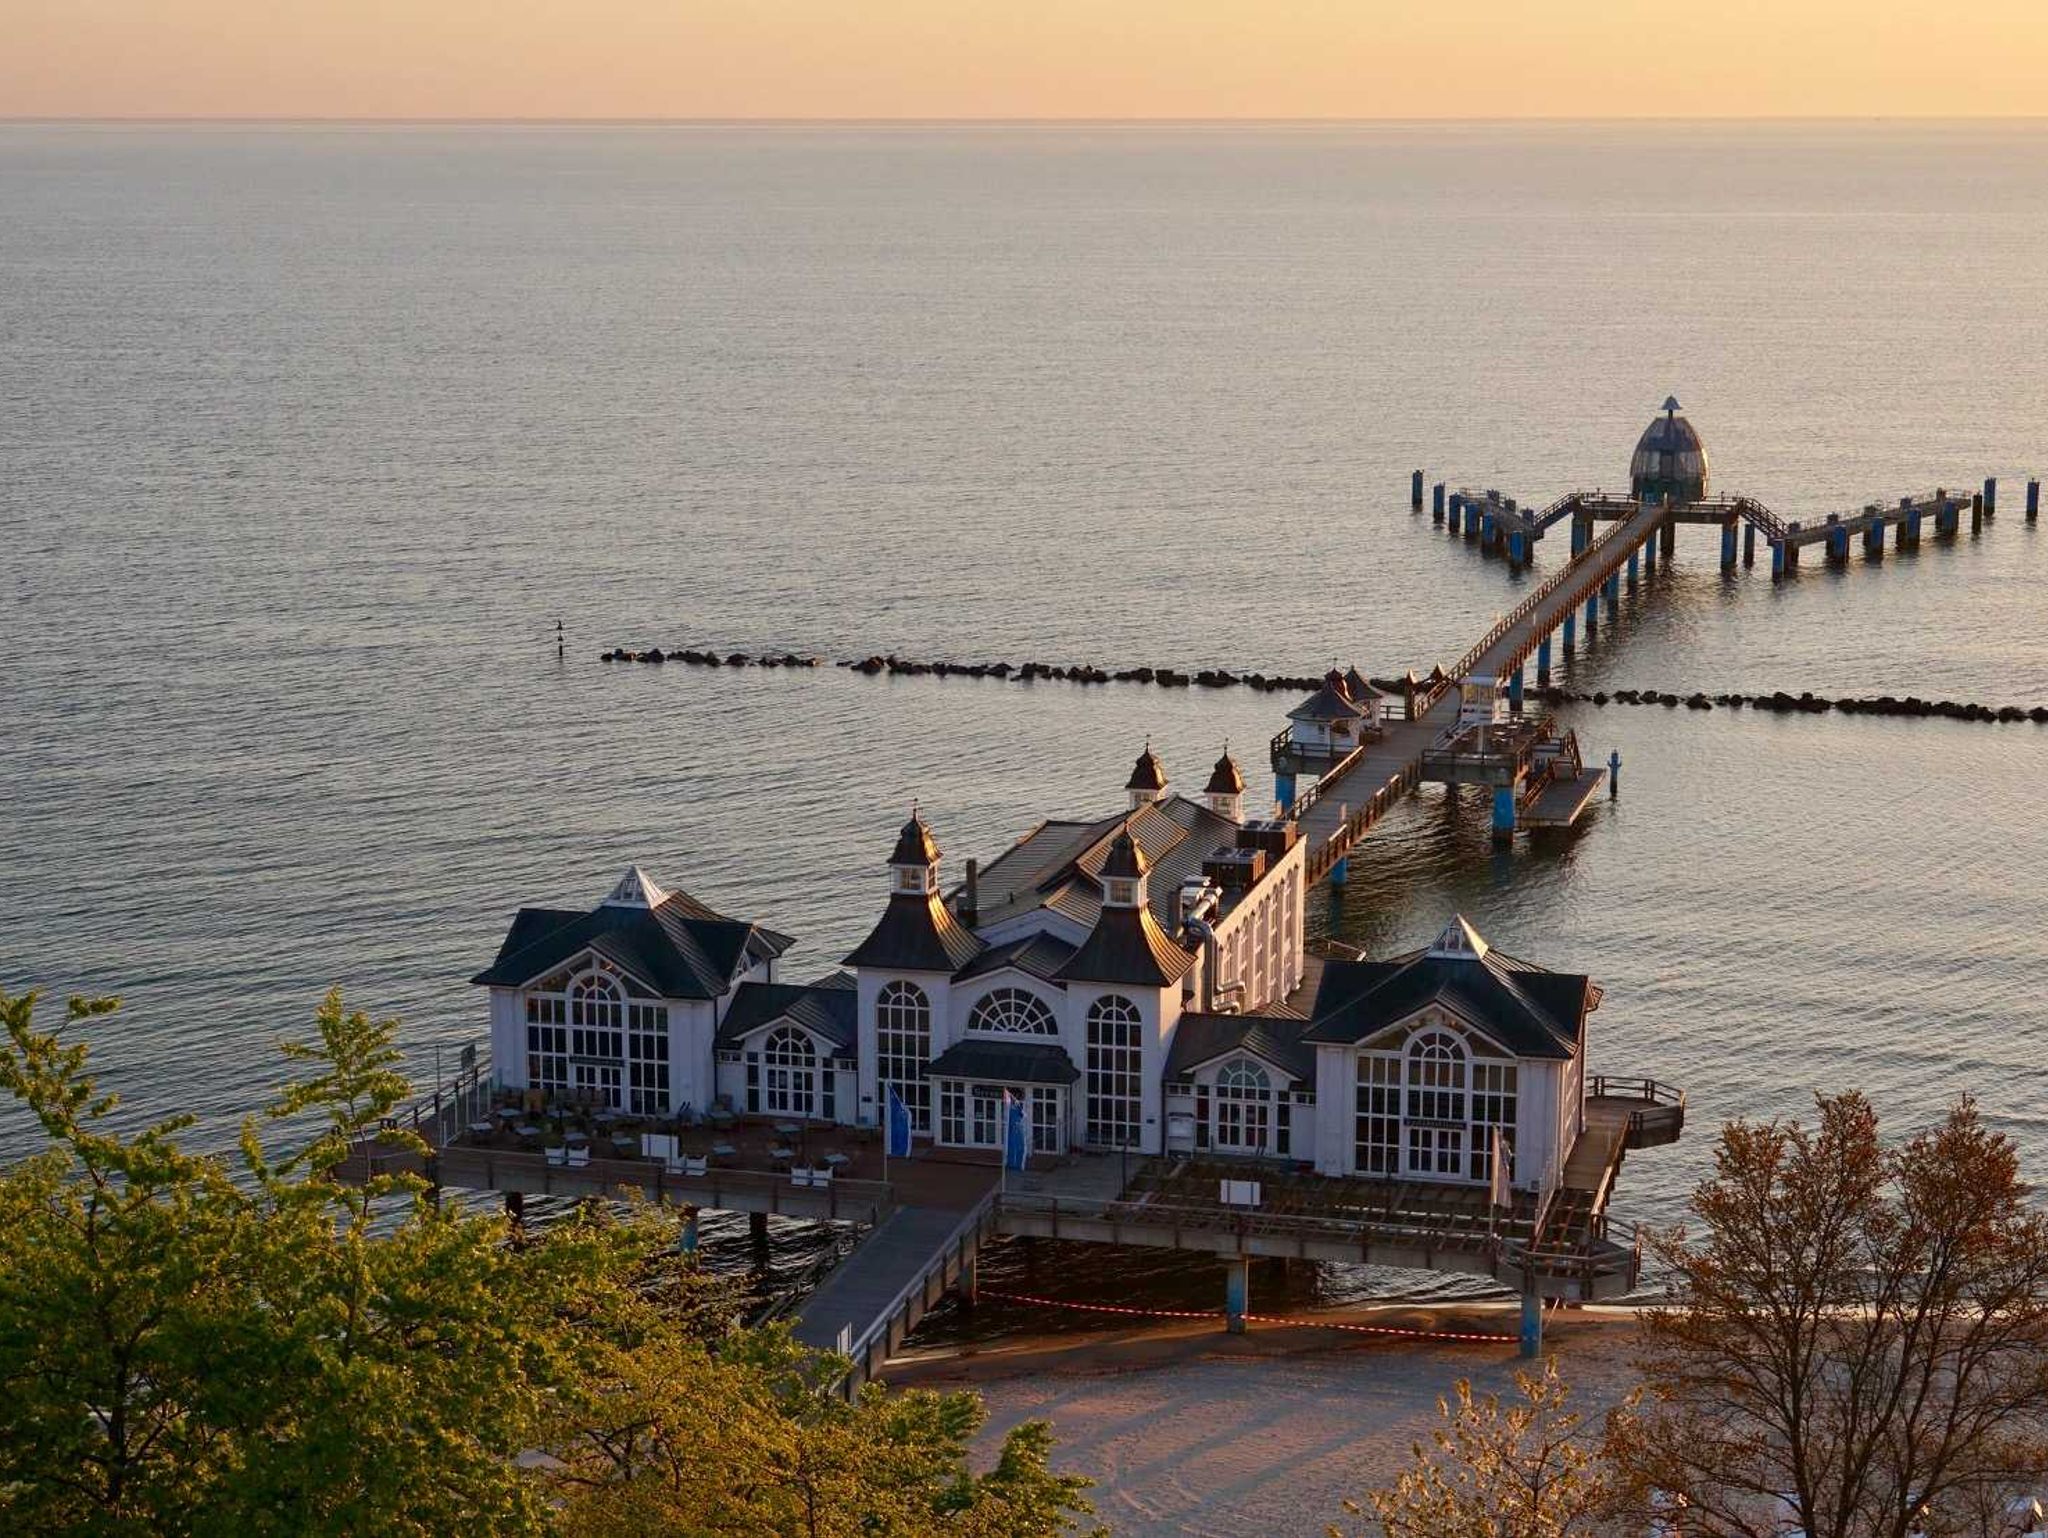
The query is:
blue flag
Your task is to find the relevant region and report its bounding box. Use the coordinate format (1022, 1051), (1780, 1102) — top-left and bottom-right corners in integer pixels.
(885, 1086), (913, 1159)
(1002, 1090), (1030, 1172)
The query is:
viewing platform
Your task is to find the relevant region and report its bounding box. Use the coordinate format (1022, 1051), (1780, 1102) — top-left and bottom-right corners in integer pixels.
(342, 1061), (1685, 1388)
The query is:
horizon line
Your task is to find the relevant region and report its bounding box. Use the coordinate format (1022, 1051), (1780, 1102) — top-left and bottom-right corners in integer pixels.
(6, 113), (2048, 126)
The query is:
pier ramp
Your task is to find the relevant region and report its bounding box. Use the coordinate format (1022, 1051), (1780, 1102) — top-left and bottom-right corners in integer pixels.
(794, 1194), (997, 1393)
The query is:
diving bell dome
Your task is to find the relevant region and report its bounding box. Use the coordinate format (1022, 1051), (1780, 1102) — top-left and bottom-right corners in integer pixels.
(1629, 395), (1709, 506)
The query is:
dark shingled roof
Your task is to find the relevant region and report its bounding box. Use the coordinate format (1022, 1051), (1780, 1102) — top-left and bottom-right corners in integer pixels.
(1300, 919), (1594, 1060)
(961, 796), (1251, 937)
(1053, 903), (1196, 988)
(953, 931), (1078, 985)
(1287, 673), (1369, 723)
(929, 1039), (1081, 1085)
(890, 813), (941, 867)
(1341, 666), (1386, 701)
(1204, 751), (1245, 796)
(471, 887), (794, 1000)
(716, 980), (857, 1051)
(1166, 1012), (1315, 1082)
(1126, 746), (1167, 792)
(844, 890), (985, 973)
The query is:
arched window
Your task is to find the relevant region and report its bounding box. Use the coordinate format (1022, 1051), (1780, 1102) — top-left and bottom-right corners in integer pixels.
(1405, 1032), (1466, 1122)
(762, 1025), (817, 1118)
(966, 988), (1058, 1037)
(1405, 1030), (1468, 1179)
(1213, 1058), (1272, 1153)
(877, 981), (933, 1135)
(570, 973), (622, 1027)
(1085, 995), (1143, 1149)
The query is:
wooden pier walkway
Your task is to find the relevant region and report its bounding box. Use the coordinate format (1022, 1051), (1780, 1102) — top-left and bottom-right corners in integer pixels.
(1290, 500), (1667, 882)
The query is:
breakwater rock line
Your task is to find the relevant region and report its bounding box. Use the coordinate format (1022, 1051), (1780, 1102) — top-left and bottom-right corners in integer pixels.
(1536, 686), (2048, 724)
(600, 647), (1331, 692)
(597, 649), (2046, 725)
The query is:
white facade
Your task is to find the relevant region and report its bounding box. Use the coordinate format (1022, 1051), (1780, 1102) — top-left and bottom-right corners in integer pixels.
(485, 958), (753, 1119)
(1308, 1003), (1573, 1194)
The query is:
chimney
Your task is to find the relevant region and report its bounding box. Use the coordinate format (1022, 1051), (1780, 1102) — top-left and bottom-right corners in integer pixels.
(961, 858), (979, 925)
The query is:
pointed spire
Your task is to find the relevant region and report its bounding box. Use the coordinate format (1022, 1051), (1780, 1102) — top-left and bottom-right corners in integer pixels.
(1126, 741), (1168, 809)
(601, 865), (669, 909)
(1204, 746), (1245, 797)
(1101, 829), (1148, 882)
(888, 808), (941, 869)
(1127, 741), (1166, 792)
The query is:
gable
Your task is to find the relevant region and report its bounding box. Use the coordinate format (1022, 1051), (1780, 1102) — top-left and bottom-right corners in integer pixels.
(1349, 1002), (1523, 1059)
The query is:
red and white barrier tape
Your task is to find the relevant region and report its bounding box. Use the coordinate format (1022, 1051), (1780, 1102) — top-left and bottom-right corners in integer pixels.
(974, 1289), (1514, 1345)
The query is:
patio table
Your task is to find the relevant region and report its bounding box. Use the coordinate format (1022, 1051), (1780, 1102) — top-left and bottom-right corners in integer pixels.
(468, 1120), (494, 1136)
(514, 1124), (541, 1138)
(564, 1130), (589, 1146)
(710, 1143), (737, 1159)
(822, 1152), (850, 1168)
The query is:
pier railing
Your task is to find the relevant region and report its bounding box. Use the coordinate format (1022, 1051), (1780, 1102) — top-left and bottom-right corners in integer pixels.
(1416, 510), (1651, 717)
(379, 1043), (493, 1151)
(837, 1192), (999, 1397)
(431, 1144), (892, 1223)
(999, 1188), (1641, 1292)
(1287, 742), (1367, 822)
(1588, 1075), (1685, 1107)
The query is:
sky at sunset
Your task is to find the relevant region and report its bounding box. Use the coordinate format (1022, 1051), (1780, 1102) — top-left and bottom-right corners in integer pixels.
(4, 0), (2046, 119)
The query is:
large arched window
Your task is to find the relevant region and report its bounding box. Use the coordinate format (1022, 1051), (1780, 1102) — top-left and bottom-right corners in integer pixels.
(1085, 995), (1143, 1149)
(1405, 1032), (1466, 1121)
(1213, 1058), (1272, 1153)
(876, 981), (933, 1134)
(762, 1025), (817, 1118)
(966, 988), (1058, 1037)
(1405, 1030), (1468, 1178)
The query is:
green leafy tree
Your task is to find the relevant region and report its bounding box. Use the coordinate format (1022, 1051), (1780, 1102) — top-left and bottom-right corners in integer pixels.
(0, 985), (1096, 1537)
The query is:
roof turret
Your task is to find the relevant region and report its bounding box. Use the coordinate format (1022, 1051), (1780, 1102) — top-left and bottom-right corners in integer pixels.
(1101, 829), (1148, 880)
(601, 865), (669, 909)
(1426, 914), (1491, 961)
(1126, 745), (1167, 793)
(1204, 749), (1245, 796)
(889, 811), (941, 868)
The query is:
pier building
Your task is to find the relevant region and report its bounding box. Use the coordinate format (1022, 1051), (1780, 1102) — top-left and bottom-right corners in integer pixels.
(430, 741), (1679, 1381)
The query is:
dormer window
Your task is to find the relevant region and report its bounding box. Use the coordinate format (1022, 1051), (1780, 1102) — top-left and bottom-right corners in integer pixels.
(896, 866), (930, 894)
(1107, 878), (1137, 907)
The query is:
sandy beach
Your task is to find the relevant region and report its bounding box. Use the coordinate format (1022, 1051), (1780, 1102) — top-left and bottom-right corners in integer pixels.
(888, 1306), (1645, 1538)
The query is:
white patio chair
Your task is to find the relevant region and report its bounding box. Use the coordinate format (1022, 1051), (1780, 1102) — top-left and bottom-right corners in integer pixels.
(545, 1146), (568, 1167)
(566, 1146), (591, 1169)
(684, 1156), (709, 1178)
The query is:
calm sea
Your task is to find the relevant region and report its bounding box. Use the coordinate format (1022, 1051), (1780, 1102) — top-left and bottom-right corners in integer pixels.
(3, 121), (2045, 1308)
